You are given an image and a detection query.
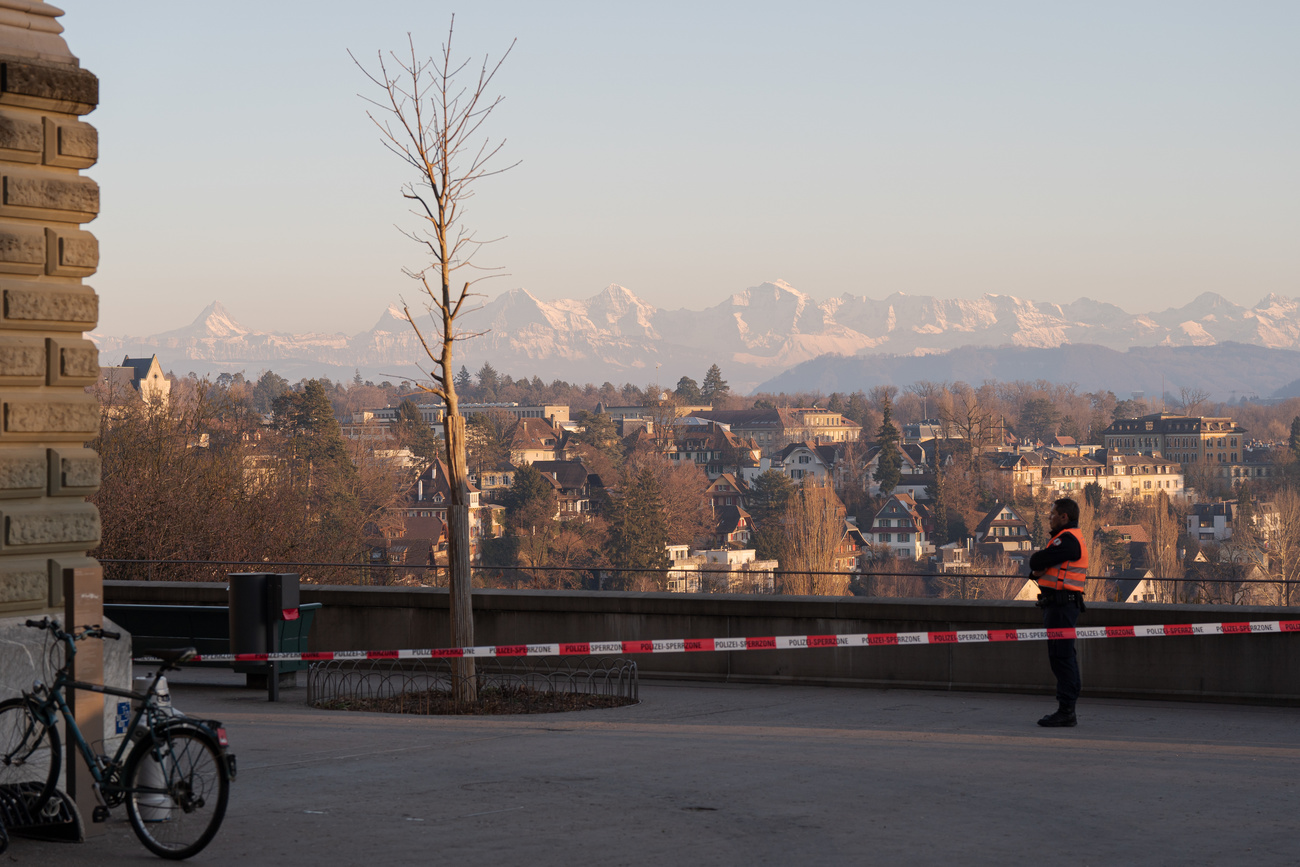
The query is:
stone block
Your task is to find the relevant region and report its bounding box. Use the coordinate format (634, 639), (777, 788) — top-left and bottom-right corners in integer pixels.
(45, 336), (98, 386)
(0, 220), (44, 274)
(2, 282), (98, 330)
(43, 226), (96, 277)
(0, 170), (99, 222)
(0, 110), (41, 163)
(0, 59), (98, 115)
(0, 501), (100, 554)
(0, 392), (99, 440)
(48, 446), (99, 496)
(0, 335), (44, 384)
(0, 557), (47, 610)
(43, 116), (96, 168)
(0, 447), (45, 498)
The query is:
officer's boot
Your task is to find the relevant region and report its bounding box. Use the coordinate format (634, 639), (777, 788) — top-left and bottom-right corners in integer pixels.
(1037, 702), (1077, 727)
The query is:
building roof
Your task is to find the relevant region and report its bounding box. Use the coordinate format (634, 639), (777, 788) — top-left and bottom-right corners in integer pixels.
(509, 417), (561, 452)
(713, 505), (752, 536)
(1101, 524), (1150, 543)
(528, 460), (595, 491)
(689, 409), (785, 429)
(972, 503), (1031, 538)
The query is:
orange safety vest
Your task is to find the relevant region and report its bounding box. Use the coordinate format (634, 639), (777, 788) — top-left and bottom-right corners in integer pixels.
(1037, 527), (1088, 592)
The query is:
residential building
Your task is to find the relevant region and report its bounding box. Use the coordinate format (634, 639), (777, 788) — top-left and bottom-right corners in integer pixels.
(472, 461), (517, 504)
(711, 505), (754, 548)
(1188, 501), (1234, 543)
(1099, 454), (1185, 500)
(408, 459), (505, 560)
(867, 493), (932, 560)
(665, 547), (777, 594)
(774, 441), (835, 483)
(1105, 413), (1245, 465)
(597, 401), (711, 436)
(993, 448), (1185, 501)
(529, 460), (604, 518)
(670, 420), (759, 477)
(97, 354), (171, 410)
(1112, 568), (1160, 603)
(972, 503), (1034, 556)
(689, 407), (861, 456)
(901, 419), (950, 443)
(865, 443), (932, 498)
(1099, 524), (1151, 573)
(507, 417), (565, 465)
(704, 473), (746, 511)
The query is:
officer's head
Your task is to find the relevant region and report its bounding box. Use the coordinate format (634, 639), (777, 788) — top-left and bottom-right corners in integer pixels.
(1051, 498), (1079, 531)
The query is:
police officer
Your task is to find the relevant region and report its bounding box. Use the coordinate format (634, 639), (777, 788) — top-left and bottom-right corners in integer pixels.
(1029, 497), (1088, 727)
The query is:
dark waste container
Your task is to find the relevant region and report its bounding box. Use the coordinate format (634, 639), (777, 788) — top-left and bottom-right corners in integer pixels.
(228, 573), (300, 699)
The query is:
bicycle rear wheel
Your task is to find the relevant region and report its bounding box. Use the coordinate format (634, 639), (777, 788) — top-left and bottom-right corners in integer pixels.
(124, 725), (229, 860)
(0, 697), (59, 816)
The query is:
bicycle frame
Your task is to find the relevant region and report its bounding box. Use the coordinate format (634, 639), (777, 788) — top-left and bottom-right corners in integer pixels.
(29, 631), (179, 795)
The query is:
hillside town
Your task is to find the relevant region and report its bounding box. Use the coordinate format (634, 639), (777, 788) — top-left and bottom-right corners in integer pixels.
(92, 355), (1300, 606)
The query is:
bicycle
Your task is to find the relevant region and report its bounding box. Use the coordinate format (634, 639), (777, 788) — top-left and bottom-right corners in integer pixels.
(0, 618), (235, 860)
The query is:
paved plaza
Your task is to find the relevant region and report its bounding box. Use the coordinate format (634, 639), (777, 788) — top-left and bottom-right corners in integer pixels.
(5, 668), (1298, 865)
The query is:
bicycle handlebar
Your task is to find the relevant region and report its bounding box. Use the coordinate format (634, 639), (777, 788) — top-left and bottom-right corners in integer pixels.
(24, 617), (120, 641)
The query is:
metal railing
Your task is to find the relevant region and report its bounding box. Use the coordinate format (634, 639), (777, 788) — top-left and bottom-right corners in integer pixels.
(97, 558), (1300, 606)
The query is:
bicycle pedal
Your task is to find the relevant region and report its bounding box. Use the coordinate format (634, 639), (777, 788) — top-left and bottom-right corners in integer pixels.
(92, 805), (110, 823)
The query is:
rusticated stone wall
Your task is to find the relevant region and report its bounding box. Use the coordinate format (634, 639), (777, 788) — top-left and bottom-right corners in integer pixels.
(0, 1), (101, 618)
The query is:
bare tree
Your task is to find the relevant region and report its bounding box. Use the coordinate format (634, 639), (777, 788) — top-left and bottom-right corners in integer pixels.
(1177, 386), (1211, 417)
(1146, 491), (1184, 603)
(779, 478), (851, 596)
(355, 21), (517, 700)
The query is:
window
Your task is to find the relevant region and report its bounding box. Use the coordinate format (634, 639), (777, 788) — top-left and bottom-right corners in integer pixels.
(880, 533), (892, 543)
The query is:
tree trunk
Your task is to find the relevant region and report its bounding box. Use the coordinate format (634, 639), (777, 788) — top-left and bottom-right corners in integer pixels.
(444, 412), (477, 702)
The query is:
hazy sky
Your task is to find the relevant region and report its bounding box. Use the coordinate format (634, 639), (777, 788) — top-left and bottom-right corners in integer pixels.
(65, 2), (1299, 337)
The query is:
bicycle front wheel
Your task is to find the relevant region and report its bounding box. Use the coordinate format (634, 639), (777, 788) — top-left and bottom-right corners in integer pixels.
(124, 725), (229, 860)
(0, 697), (60, 815)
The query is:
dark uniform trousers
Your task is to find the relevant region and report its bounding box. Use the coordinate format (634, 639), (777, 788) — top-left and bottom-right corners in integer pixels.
(1041, 597), (1081, 705)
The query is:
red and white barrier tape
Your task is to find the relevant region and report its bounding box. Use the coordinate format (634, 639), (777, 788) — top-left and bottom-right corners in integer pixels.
(174, 618), (1300, 664)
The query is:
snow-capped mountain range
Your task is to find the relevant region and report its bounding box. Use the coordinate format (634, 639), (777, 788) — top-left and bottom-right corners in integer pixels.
(91, 282), (1300, 395)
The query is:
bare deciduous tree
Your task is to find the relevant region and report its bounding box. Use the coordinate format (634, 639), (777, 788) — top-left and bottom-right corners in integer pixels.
(1177, 386), (1211, 417)
(355, 21), (517, 700)
(779, 478), (851, 596)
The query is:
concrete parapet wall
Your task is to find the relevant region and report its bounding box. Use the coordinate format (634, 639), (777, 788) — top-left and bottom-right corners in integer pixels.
(104, 581), (1300, 706)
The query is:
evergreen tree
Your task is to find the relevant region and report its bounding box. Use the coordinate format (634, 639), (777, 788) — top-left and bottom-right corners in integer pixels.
(748, 470), (796, 563)
(502, 463), (559, 536)
(873, 395), (902, 495)
(466, 410), (514, 473)
(476, 362), (500, 401)
(571, 410), (623, 474)
(273, 380), (350, 469)
(926, 458), (948, 547)
(1019, 397), (1060, 443)
(454, 365), (473, 394)
(610, 467), (670, 582)
(251, 371), (290, 414)
(396, 399), (440, 461)
(844, 391), (869, 426)
(1290, 416), (1300, 460)
(701, 365), (730, 405)
(675, 376), (702, 403)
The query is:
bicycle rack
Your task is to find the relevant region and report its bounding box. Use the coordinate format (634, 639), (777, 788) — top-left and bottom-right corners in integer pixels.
(0, 783), (85, 851)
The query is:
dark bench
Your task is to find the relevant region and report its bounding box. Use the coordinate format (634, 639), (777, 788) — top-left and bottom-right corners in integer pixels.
(104, 602), (322, 678)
